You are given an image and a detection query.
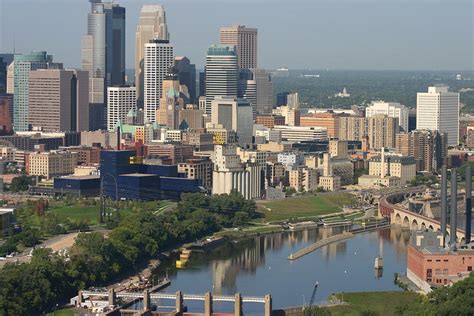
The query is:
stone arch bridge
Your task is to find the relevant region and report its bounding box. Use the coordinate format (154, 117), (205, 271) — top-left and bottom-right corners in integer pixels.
(379, 188), (472, 244)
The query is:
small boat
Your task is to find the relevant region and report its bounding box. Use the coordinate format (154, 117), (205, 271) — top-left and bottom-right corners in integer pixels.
(176, 260), (186, 269)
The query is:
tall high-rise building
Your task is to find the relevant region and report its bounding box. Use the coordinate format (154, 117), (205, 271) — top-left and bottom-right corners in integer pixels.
(174, 56), (196, 104)
(251, 69), (273, 114)
(6, 62), (14, 94)
(366, 101), (409, 132)
(82, 0), (125, 104)
(135, 5), (169, 106)
(29, 69), (89, 132)
(82, 0), (106, 104)
(13, 51), (62, 131)
(276, 92), (290, 107)
(367, 115), (399, 150)
(338, 116), (366, 142)
(198, 71), (206, 97)
(104, 1), (126, 86)
(143, 39), (174, 123)
(395, 130), (447, 172)
(417, 86), (459, 146)
(0, 57), (6, 94)
(287, 92), (299, 109)
(211, 96), (253, 147)
(205, 45), (238, 115)
(220, 25), (257, 69)
(238, 69), (257, 118)
(107, 86), (136, 131)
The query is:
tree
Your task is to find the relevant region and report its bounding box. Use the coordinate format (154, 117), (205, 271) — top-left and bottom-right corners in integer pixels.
(10, 175), (33, 192)
(233, 211), (250, 227)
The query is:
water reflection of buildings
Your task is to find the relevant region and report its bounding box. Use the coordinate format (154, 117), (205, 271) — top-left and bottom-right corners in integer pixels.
(210, 227), (413, 295)
(212, 227), (352, 293)
(382, 227), (411, 256)
(320, 227), (347, 260)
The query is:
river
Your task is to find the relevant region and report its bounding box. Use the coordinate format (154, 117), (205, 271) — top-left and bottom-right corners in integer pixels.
(144, 227), (411, 314)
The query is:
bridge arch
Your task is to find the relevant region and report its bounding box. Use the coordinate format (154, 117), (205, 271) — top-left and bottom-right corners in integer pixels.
(411, 219), (419, 231)
(394, 213), (402, 224)
(402, 216), (410, 228)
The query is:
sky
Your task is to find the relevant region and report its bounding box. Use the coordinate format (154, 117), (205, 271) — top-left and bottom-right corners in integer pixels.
(0, 0), (473, 71)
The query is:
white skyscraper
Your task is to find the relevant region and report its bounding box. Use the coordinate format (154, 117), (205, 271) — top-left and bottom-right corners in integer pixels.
(416, 86), (459, 146)
(107, 86), (137, 131)
(205, 45), (239, 115)
(366, 101), (409, 132)
(135, 5), (169, 105)
(287, 92), (299, 109)
(143, 39), (174, 123)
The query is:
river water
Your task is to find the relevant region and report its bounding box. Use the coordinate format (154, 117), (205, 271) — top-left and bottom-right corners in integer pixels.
(145, 227), (410, 315)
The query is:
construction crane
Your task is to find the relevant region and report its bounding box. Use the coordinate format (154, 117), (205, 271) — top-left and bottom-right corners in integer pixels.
(309, 281), (319, 306)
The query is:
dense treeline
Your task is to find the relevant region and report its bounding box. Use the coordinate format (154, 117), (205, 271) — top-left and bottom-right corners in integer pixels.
(395, 273), (474, 315)
(0, 192), (256, 315)
(273, 70), (474, 111)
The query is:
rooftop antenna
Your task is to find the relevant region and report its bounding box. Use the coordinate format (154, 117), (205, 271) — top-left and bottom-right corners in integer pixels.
(13, 33), (16, 54)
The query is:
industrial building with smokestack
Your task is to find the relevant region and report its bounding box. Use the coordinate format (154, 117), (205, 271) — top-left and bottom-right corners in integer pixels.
(407, 165), (474, 293)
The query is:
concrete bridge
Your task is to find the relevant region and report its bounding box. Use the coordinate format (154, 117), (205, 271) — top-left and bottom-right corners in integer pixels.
(379, 188), (473, 244)
(78, 289), (272, 316)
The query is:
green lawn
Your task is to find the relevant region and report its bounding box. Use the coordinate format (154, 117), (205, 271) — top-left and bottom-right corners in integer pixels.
(259, 193), (355, 222)
(47, 309), (75, 316)
(328, 291), (421, 316)
(50, 204), (101, 225)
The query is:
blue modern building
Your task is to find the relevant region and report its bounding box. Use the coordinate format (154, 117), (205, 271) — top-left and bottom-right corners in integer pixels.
(100, 150), (203, 201)
(54, 176), (101, 197)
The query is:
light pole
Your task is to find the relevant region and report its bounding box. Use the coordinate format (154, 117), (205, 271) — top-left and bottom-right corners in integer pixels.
(302, 294), (305, 307)
(100, 172), (118, 223)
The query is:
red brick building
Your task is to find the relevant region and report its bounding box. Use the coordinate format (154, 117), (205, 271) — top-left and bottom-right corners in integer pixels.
(144, 144), (194, 164)
(0, 96), (13, 135)
(407, 230), (474, 292)
(255, 114), (285, 129)
(62, 146), (101, 165)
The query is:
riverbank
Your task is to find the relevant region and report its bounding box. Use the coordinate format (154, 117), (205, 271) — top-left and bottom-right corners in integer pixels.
(282, 291), (420, 316)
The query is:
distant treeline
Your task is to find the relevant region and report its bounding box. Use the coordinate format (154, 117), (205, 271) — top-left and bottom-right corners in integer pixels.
(272, 70), (474, 112)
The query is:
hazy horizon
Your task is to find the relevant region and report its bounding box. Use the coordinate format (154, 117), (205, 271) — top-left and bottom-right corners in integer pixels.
(0, 0), (473, 71)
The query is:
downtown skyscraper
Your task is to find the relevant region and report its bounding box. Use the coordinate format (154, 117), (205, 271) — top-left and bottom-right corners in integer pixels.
(220, 25), (257, 69)
(29, 69), (89, 132)
(81, 0), (125, 105)
(135, 5), (169, 106)
(143, 39), (174, 123)
(205, 45), (239, 115)
(416, 86), (460, 146)
(13, 51), (62, 131)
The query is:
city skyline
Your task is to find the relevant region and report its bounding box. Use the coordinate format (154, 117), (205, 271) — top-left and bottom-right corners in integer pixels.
(0, 0), (472, 71)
